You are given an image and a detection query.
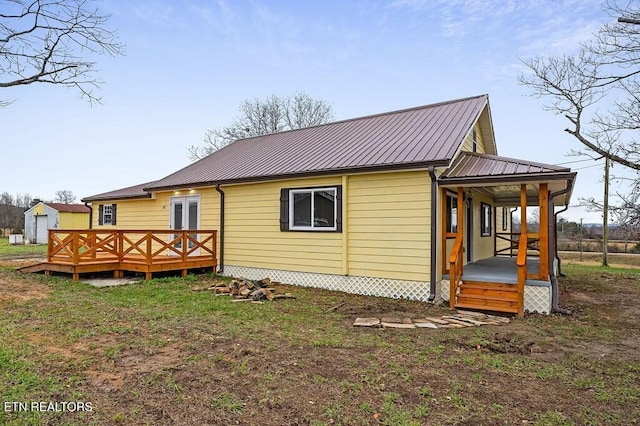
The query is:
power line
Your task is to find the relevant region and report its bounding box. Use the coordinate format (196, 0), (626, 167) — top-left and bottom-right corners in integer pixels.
(553, 158), (603, 165)
(573, 163), (605, 171)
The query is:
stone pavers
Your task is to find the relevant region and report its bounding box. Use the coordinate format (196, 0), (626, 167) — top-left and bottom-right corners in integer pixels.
(353, 310), (510, 329)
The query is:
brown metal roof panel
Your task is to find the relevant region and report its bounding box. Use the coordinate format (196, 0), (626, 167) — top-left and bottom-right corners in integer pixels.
(147, 95), (489, 189)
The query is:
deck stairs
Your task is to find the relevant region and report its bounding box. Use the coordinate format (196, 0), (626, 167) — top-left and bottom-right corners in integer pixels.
(454, 281), (519, 314)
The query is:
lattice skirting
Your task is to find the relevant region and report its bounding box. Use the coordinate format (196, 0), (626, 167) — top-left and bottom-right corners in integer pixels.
(222, 265), (431, 301)
(440, 279), (551, 315)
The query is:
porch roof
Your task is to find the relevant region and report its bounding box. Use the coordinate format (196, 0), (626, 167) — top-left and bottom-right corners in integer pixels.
(439, 152), (576, 206)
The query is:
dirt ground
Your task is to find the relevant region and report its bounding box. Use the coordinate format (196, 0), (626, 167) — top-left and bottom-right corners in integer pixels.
(1, 261), (639, 425)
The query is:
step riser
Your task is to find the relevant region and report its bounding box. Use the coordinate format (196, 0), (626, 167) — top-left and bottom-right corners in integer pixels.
(458, 289), (518, 300)
(456, 296), (518, 310)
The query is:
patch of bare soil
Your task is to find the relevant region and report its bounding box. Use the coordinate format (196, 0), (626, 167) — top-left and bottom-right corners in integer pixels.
(0, 273), (51, 303)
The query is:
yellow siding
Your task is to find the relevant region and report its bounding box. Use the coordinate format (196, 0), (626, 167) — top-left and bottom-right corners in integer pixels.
(224, 176), (343, 274)
(89, 189), (222, 257)
(461, 122), (486, 153)
(471, 194), (494, 261)
(33, 204), (45, 215)
(59, 212), (90, 229)
(495, 206), (513, 253)
(348, 171), (430, 282)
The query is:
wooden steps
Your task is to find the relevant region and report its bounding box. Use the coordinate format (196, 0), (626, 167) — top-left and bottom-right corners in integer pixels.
(454, 281), (519, 314)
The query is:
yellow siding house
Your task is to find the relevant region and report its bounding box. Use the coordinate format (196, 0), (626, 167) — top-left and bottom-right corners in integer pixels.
(82, 95), (576, 315)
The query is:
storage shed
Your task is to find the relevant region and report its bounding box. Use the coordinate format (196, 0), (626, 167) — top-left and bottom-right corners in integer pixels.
(24, 202), (90, 244)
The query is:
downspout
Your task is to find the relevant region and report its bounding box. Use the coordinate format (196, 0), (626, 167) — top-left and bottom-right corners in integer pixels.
(84, 202), (93, 229)
(427, 166), (438, 302)
(554, 204), (569, 277)
(549, 185), (572, 315)
(214, 184), (225, 275)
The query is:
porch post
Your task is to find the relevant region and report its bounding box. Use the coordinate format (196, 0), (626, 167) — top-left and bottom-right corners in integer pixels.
(441, 188), (448, 274)
(520, 185), (527, 236)
(538, 183), (549, 280)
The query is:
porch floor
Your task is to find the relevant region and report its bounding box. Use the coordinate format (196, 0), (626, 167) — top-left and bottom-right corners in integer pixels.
(446, 256), (550, 286)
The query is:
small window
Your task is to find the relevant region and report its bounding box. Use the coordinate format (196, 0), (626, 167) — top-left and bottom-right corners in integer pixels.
(98, 204), (117, 226)
(502, 207), (508, 231)
(280, 186), (341, 232)
(446, 192), (458, 233)
(481, 202), (492, 237)
(472, 130), (478, 153)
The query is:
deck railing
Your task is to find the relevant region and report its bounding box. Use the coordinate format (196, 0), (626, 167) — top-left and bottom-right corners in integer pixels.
(448, 234), (464, 310)
(48, 229), (217, 266)
(495, 232), (540, 257)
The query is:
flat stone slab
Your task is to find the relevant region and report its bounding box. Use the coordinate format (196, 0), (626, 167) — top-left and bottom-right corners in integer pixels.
(82, 278), (141, 288)
(353, 312), (511, 329)
(353, 317), (381, 327)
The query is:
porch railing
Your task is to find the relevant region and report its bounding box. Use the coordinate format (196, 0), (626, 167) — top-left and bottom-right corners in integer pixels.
(495, 232), (540, 257)
(448, 234), (464, 310)
(48, 229), (217, 266)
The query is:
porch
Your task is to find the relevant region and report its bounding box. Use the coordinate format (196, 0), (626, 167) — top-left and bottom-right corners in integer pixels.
(438, 152), (577, 317)
(19, 229), (218, 281)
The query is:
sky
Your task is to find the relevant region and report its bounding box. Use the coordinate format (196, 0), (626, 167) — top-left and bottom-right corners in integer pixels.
(0, 0), (629, 224)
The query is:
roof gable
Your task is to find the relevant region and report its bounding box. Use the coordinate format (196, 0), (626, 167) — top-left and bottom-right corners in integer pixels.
(146, 95), (489, 190)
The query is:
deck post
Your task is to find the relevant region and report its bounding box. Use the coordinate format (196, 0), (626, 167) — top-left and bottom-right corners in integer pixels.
(517, 185), (528, 318)
(538, 183), (549, 280)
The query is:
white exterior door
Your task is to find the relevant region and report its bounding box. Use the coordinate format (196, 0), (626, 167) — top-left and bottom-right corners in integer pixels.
(170, 196), (200, 250)
(35, 215), (48, 244)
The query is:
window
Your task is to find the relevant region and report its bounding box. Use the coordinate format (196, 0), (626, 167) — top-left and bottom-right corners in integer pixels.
(280, 186), (342, 232)
(481, 202), (492, 237)
(472, 130), (478, 152)
(98, 204), (117, 225)
(446, 192), (458, 233)
(502, 207), (508, 231)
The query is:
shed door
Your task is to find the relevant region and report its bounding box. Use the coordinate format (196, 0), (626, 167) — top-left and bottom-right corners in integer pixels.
(36, 215), (48, 244)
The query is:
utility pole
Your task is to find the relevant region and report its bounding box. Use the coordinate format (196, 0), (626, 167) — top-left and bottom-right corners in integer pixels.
(579, 218), (583, 262)
(602, 157), (610, 267)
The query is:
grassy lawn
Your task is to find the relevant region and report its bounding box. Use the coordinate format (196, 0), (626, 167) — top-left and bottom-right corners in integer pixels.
(0, 238), (47, 258)
(0, 264), (639, 425)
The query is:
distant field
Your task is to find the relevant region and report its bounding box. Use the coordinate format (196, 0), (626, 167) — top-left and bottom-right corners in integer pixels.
(558, 239), (640, 254)
(560, 250), (640, 269)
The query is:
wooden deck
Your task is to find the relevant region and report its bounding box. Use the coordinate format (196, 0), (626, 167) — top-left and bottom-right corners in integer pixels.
(19, 229), (217, 281)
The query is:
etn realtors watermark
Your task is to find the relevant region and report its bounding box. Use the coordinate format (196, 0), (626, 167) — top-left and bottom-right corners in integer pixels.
(4, 401), (93, 412)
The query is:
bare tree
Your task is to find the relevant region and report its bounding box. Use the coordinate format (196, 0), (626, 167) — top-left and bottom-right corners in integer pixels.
(0, 0), (125, 105)
(189, 92), (334, 160)
(519, 1), (639, 170)
(54, 189), (76, 204)
(519, 0), (640, 232)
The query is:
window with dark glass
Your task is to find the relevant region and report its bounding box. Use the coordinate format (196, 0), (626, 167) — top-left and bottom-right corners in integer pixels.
(290, 187), (337, 230)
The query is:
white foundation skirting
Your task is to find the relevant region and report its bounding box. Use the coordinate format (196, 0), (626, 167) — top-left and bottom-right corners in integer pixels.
(222, 265), (431, 301)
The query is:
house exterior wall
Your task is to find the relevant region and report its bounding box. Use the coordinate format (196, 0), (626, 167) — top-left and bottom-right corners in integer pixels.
(89, 170), (433, 300)
(461, 122), (486, 153)
(58, 212), (90, 229)
(347, 171), (430, 282)
(470, 193), (495, 262)
(224, 175), (344, 274)
(495, 206), (513, 254)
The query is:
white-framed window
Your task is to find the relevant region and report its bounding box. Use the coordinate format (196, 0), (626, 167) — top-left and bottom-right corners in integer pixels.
(481, 202), (492, 237)
(98, 203), (116, 225)
(446, 192), (458, 233)
(289, 187), (337, 231)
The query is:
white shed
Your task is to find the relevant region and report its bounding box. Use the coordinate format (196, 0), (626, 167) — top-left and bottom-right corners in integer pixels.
(24, 202), (90, 244)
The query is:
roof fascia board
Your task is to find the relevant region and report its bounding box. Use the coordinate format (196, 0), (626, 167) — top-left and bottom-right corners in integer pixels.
(145, 160), (450, 191)
(446, 95), (490, 166)
(438, 172), (576, 187)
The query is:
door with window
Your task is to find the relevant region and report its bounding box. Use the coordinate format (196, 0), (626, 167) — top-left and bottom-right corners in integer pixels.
(170, 196), (200, 252)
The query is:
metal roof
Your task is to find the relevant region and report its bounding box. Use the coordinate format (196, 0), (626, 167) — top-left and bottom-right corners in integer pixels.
(439, 152), (577, 206)
(43, 203), (90, 213)
(440, 152), (572, 181)
(81, 182), (154, 202)
(145, 95), (489, 190)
